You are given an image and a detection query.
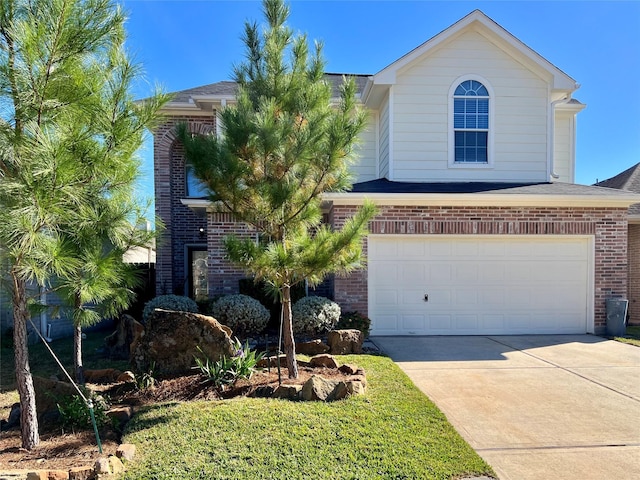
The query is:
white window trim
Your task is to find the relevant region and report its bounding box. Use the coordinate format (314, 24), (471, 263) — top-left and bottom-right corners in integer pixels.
(448, 74), (495, 169)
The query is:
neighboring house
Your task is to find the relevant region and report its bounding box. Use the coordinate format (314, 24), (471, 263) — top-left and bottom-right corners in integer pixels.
(595, 163), (640, 325)
(154, 10), (639, 336)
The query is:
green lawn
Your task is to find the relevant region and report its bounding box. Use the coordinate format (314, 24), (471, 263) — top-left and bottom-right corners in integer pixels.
(120, 355), (495, 480)
(614, 325), (640, 347)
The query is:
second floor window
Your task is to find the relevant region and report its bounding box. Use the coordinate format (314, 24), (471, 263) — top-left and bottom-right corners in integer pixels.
(453, 80), (489, 164)
(185, 165), (209, 198)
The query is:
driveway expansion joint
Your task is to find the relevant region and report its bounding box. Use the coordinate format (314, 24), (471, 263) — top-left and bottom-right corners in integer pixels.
(486, 336), (640, 404)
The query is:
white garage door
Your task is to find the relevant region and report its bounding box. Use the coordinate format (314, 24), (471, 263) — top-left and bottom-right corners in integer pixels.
(368, 236), (592, 335)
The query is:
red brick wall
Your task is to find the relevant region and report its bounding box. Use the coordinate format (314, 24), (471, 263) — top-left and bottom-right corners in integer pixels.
(207, 213), (254, 296)
(154, 116), (215, 295)
(628, 224), (640, 325)
(331, 205), (628, 333)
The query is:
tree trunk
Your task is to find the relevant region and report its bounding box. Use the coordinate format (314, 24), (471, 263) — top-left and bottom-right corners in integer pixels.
(12, 274), (40, 449)
(74, 324), (85, 385)
(282, 284), (298, 378)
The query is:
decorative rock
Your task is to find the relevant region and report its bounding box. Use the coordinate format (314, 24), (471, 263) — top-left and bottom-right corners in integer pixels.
(338, 363), (359, 375)
(1, 402), (20, 430)
(347, 381), (366, 396)
(116, 443), (136, 461)
(256, 354), (288, 369)
(108, 456), (125, 475)
(26, 472), (68, 480)
(68, 466), (94, 480)
(301, 375), (340, 401)
(132, 309), (234, 375)
(251, 385), (276, 398)
(327, 329), (364, 354)
(107, 406), (133, 427)
(104, 314), (144, 360)
(295, 339), (329, 355)
(33, 377), (82, 418)
(272, 384), (302, 400)
(94, 457), (111, 475)
(349, 374), (368, 388)
(116, 371), (136, 383)
(309, 354), (339, 369)
(332, 381), (350, 401)
(83, 369), (123, 384)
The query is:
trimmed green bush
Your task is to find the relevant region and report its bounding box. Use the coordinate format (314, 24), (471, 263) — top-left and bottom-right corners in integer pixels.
(336, 311), (371, 338)
(209, 294), (270, 336)
(292, 296), (340, 336)
(142, 295), (199, 324)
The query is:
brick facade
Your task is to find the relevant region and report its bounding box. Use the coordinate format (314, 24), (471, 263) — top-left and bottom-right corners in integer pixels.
(331, 205), (628, 333)
(628, 224), (640, 325)
(154, 116), (215, 295)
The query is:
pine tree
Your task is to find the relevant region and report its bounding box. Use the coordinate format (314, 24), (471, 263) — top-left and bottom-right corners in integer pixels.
(179, 0), (375, 378)
(0, 0), (166, 448)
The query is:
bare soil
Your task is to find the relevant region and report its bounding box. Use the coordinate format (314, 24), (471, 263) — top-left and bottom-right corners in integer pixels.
(0, 365), (350, 472)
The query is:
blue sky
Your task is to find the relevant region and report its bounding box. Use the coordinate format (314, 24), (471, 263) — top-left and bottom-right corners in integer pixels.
(122, 0), (640, 204)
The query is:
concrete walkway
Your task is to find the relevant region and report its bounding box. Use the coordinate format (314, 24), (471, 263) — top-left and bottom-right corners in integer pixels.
(372, 335), (640, 480)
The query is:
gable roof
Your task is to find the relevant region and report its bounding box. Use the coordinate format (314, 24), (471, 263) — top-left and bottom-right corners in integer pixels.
(595, 163), (640, 218)
(595, 163), (640, 192)
(362, 10), (578, 105)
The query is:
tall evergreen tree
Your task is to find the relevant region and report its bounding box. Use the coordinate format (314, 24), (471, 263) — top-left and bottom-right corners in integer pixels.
(179, 0), (375, 378)
(0, 0), (166, 449)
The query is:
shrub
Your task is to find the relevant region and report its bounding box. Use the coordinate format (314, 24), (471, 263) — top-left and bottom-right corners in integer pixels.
(193, 339), (264, 389)
(336, 311), (371, 338)
(209, 294), (270, 336)
(56, 393), (109, 433)
(292, 296), (341, 336)
(142, 294), (198, 324)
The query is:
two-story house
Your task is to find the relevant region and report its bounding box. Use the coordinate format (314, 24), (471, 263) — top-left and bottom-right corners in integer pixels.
(154, 10), (638, 336)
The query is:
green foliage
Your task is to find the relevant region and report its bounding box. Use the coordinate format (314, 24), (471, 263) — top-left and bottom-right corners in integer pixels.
(0, 0), (167, 447)
(120, 355), (494, 479)
(142, 295), (199, 324)
(336, 311), (371, 338)
(176, 0), (377, 375)
(56, 393), (109, 433)
(193, 339), (264, 388)
(136, 361), (157, 390)
(238, 278), (305, 325)
(292, 296), (340, 336)
(209, 294), (270, 336)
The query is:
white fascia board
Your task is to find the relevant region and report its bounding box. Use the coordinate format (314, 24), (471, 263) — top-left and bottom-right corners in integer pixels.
(556, 101), (586, 113)
(323, 192), (640, 208)
(190, 94), (236, 104)
(180, 198), (213, 210)
(371, 10), (577, 92)
(161, 102), (200, 111)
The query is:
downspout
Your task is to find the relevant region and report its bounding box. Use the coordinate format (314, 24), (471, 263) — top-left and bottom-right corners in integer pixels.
(549, 94), (571, 181)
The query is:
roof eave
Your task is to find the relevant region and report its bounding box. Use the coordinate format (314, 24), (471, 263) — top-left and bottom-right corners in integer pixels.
(323, 192), (639, 208)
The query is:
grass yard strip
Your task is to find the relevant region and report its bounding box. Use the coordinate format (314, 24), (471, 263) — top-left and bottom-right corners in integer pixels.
(615, 326), (640, 347)
(121, 355), (494, 480)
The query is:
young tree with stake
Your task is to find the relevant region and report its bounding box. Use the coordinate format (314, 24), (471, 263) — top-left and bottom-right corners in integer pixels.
(0, 0), (166, 449)
(179, 0), (375, 379)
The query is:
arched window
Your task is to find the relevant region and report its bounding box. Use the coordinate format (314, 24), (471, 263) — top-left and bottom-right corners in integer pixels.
(185, 164), (208, 198)
(450, 78), (491, 165)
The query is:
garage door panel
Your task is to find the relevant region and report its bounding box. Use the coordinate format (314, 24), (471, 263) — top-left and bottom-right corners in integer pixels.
(369, 236), (590, 335)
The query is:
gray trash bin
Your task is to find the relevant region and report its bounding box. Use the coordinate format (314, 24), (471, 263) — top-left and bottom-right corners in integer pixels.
(605, 299), (628, 337)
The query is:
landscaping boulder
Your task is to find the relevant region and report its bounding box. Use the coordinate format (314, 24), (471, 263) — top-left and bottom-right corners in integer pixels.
(295, 339), (330, 355)
(116, 443), (137, 461)
(301, 375), (340, 401)
(33, 376), (83, 419)
(132, 309), (235, 375)
(309, 354), (339, 369)
(327, 329), (363, 354)
(104, 314), (144, 360)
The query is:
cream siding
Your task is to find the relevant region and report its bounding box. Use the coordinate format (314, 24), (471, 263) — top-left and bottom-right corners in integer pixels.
(378, 95), (390, 178)
(391, 30), (550, 182)
(553, 112), (573, 182)
(350, 111), (378, 183)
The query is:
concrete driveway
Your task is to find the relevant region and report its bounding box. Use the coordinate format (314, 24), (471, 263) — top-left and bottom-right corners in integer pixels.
(372, 335), (640, 480)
